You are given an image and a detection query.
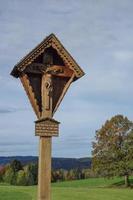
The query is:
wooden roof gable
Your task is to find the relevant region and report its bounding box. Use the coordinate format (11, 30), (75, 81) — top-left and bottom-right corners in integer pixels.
(11, 33), (85, 79)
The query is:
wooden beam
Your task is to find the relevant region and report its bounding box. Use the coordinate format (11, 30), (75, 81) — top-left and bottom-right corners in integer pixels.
(24, 63), (46, 74)
(46, 65), (73, 78)
(53, 73), (75, 115)
(20, 74), (41, 119)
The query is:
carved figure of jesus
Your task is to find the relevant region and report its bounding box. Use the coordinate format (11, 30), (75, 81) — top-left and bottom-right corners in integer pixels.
(42, 73), (53, 112)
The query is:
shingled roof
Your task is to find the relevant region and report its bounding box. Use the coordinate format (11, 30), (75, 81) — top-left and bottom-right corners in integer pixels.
(11, 33), (85, 80)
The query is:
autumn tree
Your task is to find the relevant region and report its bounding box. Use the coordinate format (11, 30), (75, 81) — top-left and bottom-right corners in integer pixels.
(92, 115), (133, 187)
(3, 165), (16, 184)
(16, 170), (27, 186)
(0, 166), (6, 182)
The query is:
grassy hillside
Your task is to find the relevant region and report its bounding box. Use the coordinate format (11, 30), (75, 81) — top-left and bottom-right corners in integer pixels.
(53, 176), (133, 188)
(0, 177), (133, 200)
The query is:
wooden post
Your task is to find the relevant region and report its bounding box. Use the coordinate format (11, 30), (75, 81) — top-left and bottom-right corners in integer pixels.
(38, 137), (52, 200)
(38, 73), (52, 200)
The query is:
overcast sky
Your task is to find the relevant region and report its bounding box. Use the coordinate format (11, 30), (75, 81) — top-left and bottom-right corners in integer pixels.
(0, 0), (133, 158)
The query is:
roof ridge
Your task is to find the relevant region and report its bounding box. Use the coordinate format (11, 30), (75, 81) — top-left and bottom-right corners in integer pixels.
(11, 33), (85, 79)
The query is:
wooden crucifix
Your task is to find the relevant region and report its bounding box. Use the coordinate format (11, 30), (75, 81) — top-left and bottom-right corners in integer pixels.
(11, 34), (85, 200)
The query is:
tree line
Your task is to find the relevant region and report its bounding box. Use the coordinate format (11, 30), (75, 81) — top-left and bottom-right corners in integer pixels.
(0, 159), (95, 186)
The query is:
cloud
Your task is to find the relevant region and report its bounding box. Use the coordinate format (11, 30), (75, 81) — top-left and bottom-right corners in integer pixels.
(0, 108), (15, 114)
(0, 0), (133, 157)
(114, 50), (133, 61)
(0, 105), (29, 115)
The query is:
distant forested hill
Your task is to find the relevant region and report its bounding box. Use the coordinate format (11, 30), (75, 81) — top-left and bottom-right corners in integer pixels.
(0, 156), (91, 170)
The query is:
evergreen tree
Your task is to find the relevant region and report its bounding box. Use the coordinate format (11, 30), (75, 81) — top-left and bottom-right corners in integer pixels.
(24, 165), (34, 185)
(10, 160), (22, 173)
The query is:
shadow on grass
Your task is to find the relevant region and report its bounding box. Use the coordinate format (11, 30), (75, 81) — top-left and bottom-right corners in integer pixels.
(111, 179), (133, 188)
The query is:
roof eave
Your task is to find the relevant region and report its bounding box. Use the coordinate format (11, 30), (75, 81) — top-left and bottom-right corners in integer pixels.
(10, 33), (85, 79)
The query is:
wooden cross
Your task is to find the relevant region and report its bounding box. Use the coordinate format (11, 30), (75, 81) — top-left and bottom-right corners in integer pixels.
(10, 34), (85, 200)
(26, 53), (73, 200)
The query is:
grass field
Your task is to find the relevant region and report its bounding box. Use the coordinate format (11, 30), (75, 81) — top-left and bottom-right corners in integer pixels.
(0, 177), (133, 200)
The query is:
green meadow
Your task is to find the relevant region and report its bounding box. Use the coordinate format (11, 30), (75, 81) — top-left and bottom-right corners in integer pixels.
(0, 177), (133, 200)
